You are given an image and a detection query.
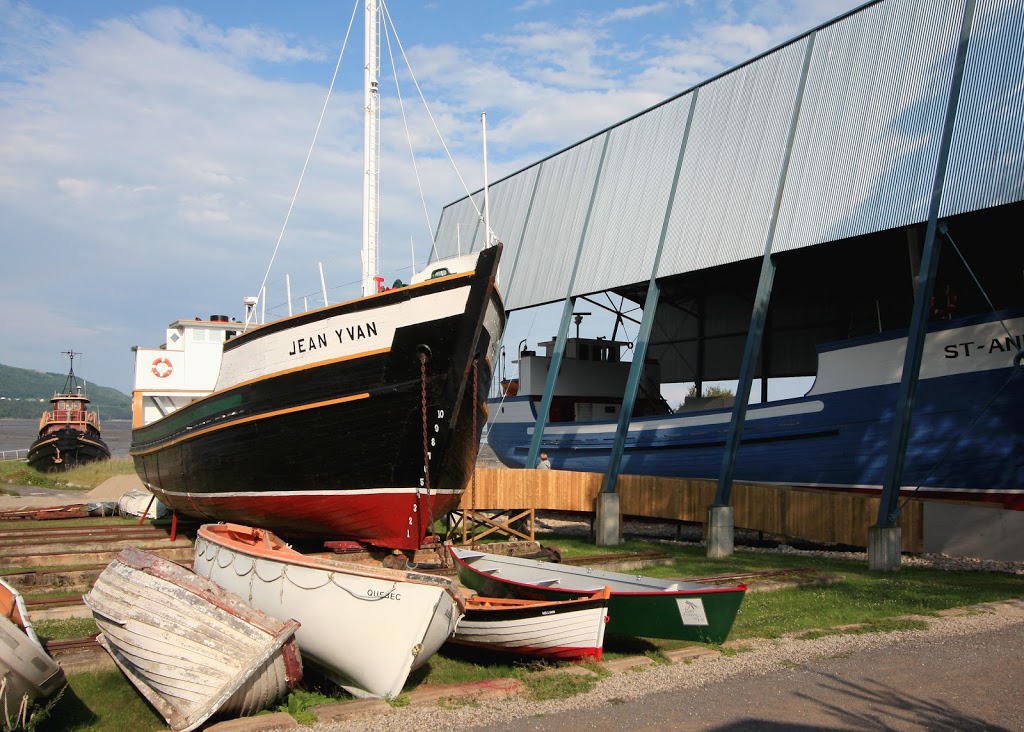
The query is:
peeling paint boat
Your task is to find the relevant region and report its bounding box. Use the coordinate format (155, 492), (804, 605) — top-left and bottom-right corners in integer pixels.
(193, 522), (465, 699)
(84, 548), (302, 732)
(0, 577), (65, 723)
(450, 546), (746, 643)
(449, 586), (611, 662)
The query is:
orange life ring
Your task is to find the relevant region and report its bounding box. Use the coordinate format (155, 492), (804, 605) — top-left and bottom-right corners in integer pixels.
(152, 357), (173, 378)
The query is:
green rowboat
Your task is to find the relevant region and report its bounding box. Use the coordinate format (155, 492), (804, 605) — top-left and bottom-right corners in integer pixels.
(449, 546), (746, 643)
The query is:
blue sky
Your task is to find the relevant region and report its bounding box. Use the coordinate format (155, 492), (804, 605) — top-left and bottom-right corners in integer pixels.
(0, 0), (865, 396)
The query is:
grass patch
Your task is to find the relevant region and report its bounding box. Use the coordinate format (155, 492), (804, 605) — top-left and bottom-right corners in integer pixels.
(275, 687), (337, 725)
(34, 618), (98, 643)
(36, 669), (164, 732)
(529, 532), (1024, 641)
(422, 645), (550, 686)
(522, 671), (599, 701)
(0, 458), (135, 491)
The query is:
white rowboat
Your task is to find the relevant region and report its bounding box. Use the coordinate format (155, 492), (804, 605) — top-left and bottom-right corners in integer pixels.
(450, 587), (611, 661)
(194, 522), (465, 699)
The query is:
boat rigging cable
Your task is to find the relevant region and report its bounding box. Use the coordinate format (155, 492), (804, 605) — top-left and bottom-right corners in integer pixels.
(245, 4), (357, 331)
(247, 0), (496, 329)
(378, 2), (490, 255)
(211, 543), (400, 601)
(895, 223), (1024, 514)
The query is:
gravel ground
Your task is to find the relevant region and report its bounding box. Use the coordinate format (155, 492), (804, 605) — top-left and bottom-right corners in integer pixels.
(303, 600), (1024, 732)
(290, 515), (1024, 732)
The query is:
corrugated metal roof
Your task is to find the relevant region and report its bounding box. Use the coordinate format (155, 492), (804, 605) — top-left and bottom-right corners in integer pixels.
(435, 0), (1023, 313)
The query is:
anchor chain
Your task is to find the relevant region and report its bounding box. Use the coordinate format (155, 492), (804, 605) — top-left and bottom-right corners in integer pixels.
(419, 351), (436, 551)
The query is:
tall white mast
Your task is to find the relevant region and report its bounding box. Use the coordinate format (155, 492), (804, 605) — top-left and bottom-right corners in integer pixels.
(361, 0), (380, 296)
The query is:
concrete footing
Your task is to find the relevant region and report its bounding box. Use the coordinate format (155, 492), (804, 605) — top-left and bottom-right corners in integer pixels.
(706, 505), (734, 558)
(868, 525), (902, 571)
(594, 492), (621, 546)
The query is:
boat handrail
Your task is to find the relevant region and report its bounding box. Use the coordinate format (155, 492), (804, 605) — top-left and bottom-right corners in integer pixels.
(39, 409), (99, 426)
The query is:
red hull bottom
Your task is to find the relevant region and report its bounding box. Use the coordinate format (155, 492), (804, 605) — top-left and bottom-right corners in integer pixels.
(446, 639), (603, 662)
(149, 488), (462, 551)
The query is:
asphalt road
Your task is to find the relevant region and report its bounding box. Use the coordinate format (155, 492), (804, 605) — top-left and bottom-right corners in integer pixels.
(468, 612), (1024, 732)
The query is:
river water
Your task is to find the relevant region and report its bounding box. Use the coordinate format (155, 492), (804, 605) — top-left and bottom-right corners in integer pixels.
(0, 418), (133, 457)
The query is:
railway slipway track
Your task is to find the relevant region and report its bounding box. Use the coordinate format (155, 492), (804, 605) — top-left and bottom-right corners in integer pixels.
(2, 519), (823, 668)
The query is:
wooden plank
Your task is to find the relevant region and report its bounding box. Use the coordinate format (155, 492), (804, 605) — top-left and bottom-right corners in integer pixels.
(463, 468), (923, 551)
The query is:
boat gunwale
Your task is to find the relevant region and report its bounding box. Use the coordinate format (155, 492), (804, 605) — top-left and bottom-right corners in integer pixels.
(450, 548), (747, 598)
(223, 259), (485, 352)
(198, 523), (466, 611)
(463, 586), (611, 616)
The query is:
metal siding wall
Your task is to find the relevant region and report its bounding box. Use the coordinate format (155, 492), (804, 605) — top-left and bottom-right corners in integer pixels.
(433, 0), (1022, 313)
(476, 166), (543, 297)
(942, 0), (1024, 215)
(434, 193), (485, 258)
(503, 138), (606, 310)
(657, 43), (805, 277)
(572, 98), (693, 298)
(776, 0), (963, 253)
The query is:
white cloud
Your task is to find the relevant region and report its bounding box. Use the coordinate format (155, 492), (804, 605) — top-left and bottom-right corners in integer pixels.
(0, 0), (862, 391)
(56, 177), (98, 198)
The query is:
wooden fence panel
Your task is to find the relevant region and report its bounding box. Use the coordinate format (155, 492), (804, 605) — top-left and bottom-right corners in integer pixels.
(463, 468), (923, 551)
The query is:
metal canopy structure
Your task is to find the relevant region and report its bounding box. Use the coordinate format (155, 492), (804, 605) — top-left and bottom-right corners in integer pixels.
(431, 0), (1024, 392)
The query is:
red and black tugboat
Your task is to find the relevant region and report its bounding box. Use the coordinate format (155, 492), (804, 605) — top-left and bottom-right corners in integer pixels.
(27, 351), (112, 472)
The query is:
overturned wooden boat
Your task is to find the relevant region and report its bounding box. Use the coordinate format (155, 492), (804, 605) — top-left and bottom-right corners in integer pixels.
(84, 548), (302, 732)
(194, 522), (465, 699)
(450, 547), (746, 644)
(0, 577), (65, 723)
(449, 586), (611, 662)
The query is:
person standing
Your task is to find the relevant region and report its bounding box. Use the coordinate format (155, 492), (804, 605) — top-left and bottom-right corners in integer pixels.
(537, 452), (551, 469)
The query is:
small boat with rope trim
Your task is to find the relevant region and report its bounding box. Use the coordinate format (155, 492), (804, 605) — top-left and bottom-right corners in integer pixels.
(27, 350), (111, 473)
(0, 577), (66, 726)
(448, 586), (611, 662)
(128, 0), (504, 553)
(193, 522), (465, 699)
(450, 546), (746, 644)
(83, 547), (302, 732)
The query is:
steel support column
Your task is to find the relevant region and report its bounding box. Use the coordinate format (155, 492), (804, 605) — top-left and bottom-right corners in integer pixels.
(713, 33), (816, 511)
(526, 136), (613, 470)
(874, 0), (978, 542)
(601, 90), (700, 496)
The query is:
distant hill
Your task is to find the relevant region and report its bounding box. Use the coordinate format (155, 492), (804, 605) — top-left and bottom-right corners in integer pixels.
(0, 363), (132, 420)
